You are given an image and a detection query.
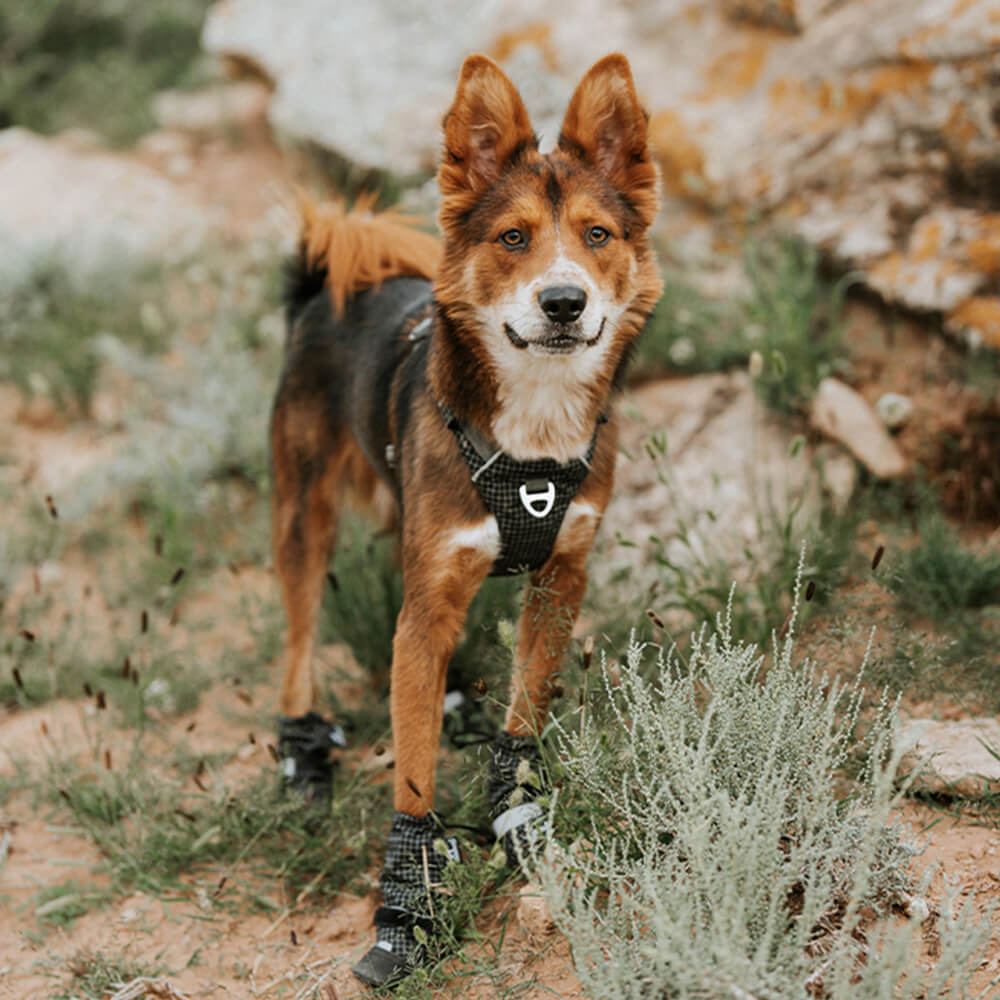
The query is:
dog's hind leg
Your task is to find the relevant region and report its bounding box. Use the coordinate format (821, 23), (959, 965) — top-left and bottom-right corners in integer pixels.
(270, 396), (345, 798)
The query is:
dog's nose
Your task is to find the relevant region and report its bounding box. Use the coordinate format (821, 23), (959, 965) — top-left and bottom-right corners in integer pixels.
(538, 285), (587, 324)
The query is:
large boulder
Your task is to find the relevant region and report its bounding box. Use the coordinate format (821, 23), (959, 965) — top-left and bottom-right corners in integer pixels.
(0, 128), (212, 289)
(203, 0), (1000, 347)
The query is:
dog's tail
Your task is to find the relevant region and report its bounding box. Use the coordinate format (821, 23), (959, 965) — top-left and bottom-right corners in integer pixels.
(284, 194), (441, 324)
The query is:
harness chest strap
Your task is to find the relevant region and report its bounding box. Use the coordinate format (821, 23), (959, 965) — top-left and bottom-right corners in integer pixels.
(439, 401), (603, 577)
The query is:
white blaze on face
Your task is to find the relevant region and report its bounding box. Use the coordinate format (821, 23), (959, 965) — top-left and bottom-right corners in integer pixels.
(476, 240), (628, 463)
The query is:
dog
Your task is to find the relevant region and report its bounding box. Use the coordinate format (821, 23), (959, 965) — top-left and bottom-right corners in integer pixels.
(269, 52), (662, 987)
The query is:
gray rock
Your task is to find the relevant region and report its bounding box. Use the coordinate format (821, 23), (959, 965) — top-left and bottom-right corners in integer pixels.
(202, 0), (1000, 345)
(810, 377), (907, 478)
(0, 128), (212, 290)
(898, 718), (1000, 797)
(599, 373), (828, 606)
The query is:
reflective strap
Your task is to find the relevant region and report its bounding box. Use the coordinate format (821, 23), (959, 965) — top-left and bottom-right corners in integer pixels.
(492, 801), (544, 840)
(281, 757), (296, 778)
(330, 724), (346, 748)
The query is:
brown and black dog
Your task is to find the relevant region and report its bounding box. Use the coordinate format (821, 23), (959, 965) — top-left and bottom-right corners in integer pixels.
(270, 52), (661, 986)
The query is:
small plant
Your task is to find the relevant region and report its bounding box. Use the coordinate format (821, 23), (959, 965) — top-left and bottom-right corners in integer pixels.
(51, 949), (161, 1000)
(743, 236), (852, 415)
(887, 514), (1000, 619)
(0, 0), (212, 144)
(634, 235), (851, 417)
(0, 262), (169, 416)
(534, 581), (993, 997)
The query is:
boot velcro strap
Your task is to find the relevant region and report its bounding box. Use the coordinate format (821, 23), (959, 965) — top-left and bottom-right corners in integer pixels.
(492, 801), (544, 840)
(374, 905), (434, 935)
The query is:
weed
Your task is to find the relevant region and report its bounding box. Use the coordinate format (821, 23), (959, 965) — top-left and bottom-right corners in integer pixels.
(0, 0), (213, 145)
(32, 880), (111, 929)
(45, 742), (393, 910)
(534, 582), (993, 997)
(743, 236), (853, 415)
(0, 261), (170, 416)
(635, 235), (852, 416)
(49, 949), (161, 1000)
(887, 513), (1000, 619)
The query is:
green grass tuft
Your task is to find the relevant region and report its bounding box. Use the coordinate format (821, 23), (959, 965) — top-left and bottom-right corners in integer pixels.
(0, 0), (213, 145)
(887, 514), (1000, 619)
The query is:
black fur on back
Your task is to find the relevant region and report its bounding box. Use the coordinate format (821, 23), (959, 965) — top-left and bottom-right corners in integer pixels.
(282, 240), (328, 329)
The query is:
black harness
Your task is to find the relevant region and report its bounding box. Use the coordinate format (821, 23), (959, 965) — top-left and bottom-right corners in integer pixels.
(394, 300), (599, 577)
(440, 403), (598, 576)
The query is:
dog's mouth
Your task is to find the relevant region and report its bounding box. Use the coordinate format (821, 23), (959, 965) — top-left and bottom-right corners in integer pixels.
(504, 318), (605, 354)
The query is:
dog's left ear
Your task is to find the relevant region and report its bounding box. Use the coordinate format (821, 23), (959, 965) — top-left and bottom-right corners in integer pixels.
(559, 54), (659, 227)
(439, 55), (536, 201)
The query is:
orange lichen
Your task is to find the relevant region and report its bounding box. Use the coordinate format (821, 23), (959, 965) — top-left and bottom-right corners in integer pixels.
(869, 253), (904, 286)
(948, 297), (1000, 349)
(697, 40), (771, 101)
(648, 109), (714, 204)
(488, 23), (559, 71)
(911, 217), (944, 261)
(966, 217), (1000, 276)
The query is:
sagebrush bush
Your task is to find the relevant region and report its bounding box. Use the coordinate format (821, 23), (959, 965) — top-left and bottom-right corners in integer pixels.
(535, 586), (993, 998)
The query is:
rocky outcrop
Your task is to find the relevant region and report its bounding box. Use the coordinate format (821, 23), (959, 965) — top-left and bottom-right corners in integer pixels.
(203, 0), (1000, 348)
(0, 128), (212, 288)
(898, 718), (1000, 797)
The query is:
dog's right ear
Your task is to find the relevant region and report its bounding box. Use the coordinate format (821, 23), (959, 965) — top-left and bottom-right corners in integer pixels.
(439, 55), (536, 201)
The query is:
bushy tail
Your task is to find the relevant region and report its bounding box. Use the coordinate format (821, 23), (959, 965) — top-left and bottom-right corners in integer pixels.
(283, 194), (441, 325)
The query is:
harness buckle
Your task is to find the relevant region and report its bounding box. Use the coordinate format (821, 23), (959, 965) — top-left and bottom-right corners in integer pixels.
(519, 479), (555, 519)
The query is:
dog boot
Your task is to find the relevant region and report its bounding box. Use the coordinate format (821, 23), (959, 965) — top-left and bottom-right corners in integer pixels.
(276, 711), (345, 804)
(487, 731), (548, 869)
(352, 811), (460, 988)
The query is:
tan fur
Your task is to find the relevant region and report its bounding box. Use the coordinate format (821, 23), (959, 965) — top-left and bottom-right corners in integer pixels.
(299, 194), (441, 315)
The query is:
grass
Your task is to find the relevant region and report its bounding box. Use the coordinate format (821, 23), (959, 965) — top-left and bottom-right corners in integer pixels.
(49, 949), (163, 1000)
(887, 513), (1000, 618)
(0, 261), (171, 417)
(44, 746), (393, 912)
(0, 0), (214, 146)
(636, 234), (852, 415)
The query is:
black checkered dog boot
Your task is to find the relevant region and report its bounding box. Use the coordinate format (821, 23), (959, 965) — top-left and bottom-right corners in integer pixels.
(276, 711), (345, 804)
(488, 731), (548, 869)
(352, 812), (460, 988)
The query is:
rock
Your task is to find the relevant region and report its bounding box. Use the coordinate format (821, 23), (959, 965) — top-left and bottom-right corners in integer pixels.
(518, 882), (556, 942)
(875, 392), (914, 430)
(810, 378), (907, 478)
(0, 128), (212, 289)
(201, 0), (634, 174)
(152, 81), (271, 136)
(201, 0), (1000, 335)
(898, 718), (1000, 797)
(600, 373), (823, 606)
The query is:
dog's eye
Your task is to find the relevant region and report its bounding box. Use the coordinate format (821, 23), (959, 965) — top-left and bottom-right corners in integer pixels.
(586, 226), (611, 247)
(499, 229), (525, 248)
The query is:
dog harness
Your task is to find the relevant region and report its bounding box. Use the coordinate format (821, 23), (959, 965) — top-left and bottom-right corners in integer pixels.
(439, 403), (599, 576)
(396, 303), (601, 577)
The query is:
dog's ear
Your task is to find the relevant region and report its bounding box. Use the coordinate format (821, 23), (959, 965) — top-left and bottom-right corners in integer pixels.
(558, 54), (659, 226)
(439, 55), (536, 199)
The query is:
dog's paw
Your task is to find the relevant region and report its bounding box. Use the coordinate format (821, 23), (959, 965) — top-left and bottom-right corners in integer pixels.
(276, 711), (345, 804)
(488, 731), (548, 869)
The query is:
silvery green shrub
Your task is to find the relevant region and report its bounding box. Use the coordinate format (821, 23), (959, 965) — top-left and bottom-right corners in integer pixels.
(535, 590), (993, 998)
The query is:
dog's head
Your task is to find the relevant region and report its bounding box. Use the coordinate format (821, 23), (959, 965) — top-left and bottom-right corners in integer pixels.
(433, 54), (662, 460)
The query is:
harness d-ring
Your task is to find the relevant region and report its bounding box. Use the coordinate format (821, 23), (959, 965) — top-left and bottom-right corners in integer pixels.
(519, 479), (555, 518)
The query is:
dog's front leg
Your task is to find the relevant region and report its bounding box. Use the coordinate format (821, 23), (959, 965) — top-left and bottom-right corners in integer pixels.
(489, 500), (602, 865)
(353, 519), (496, 988)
